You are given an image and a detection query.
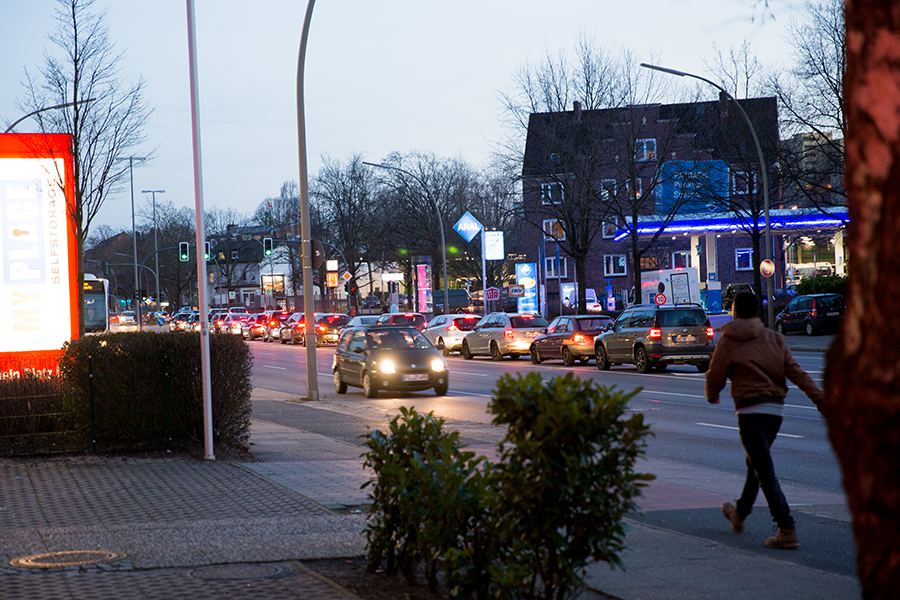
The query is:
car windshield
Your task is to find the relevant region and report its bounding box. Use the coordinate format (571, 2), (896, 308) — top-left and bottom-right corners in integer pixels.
(452, 317), (479, 331)
(816, 295), (843, 310)
(367, 329), (432, 349)
(657, 309), (707, 327)
(576, 318), (611, 330)
(510, 316), (549, 328)
(388, 315), (425, 326)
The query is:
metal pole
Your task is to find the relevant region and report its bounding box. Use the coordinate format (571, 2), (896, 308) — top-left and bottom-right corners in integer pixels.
(142, 189), (165, 313)
(4, 98), (95, 133)
(481, 227), (488, 316)
(640, 63), (775, 328)
(129, 157), (142, 331)
(296, 0), (319, 401)
(186, 0), (215, 460)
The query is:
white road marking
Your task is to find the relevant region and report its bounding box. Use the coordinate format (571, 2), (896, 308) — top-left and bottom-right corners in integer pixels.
(450, 390), (493, 398)
(642, 390), (705, 399)
(452, 370), (491, 377)
(262, 365), (287, 370)
(696, 422), (804, 438)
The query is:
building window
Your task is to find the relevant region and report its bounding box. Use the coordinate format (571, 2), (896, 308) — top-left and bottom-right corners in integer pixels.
(540, 181), (564, 204)
(626, 178), (643, 199)
(640, 256), (659, 270)
(731, 170), (757, 195)
(635, 138), (657, 162)
(545, 256), (567, 279)
(672, 251), (690, 269)
(542, 219), (566, 241)
(735, 248), (754, 271)
(599, 178), (617, 201)
(604, 254), (627, 277)
(231, 249), (239, 260)
(602, 219), (620, 239)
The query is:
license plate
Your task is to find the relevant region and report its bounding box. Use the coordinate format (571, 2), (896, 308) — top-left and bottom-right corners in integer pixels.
(402, 374), (430, 382)
(525, 331), (538, 338)
(826, 312), (839, 317)
(674, 335), (697, 342)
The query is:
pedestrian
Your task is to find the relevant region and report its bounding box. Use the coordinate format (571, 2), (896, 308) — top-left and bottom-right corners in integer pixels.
(705, 291), (824, 550)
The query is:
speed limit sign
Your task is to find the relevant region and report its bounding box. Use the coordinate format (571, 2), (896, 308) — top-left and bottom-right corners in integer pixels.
(654, 293), (667, 305)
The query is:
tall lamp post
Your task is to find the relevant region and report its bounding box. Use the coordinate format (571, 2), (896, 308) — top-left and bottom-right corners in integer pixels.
(3, 98), (95, 133)
(141, 189), (165, 312)
(363, 161), (451, 316)
(114, 156), (148, 330)
(639, 62), (775, 328)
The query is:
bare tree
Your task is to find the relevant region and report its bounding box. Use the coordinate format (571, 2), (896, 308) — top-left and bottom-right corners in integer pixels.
(17, 0), (150, 331)
(704, 41), (765, 100)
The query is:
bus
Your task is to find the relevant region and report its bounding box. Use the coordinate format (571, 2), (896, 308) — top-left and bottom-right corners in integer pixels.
(83, 274), (110, 334)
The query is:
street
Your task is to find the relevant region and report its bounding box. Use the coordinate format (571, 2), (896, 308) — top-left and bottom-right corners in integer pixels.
(249, 340), (855, 581)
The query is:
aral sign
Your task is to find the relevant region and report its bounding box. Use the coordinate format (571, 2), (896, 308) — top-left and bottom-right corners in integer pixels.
(0, 134), (78, 374)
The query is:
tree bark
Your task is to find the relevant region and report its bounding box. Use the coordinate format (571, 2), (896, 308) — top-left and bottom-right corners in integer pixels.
(575, 254), (588, 315)
(823, 2), (900, 597)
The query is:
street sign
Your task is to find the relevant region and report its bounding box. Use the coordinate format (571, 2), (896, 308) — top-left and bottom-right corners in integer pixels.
(484, 230), (505, 260)
(606, 296), (616, 311)
(341, 271), (352, 282)
(382, 272), (404, 282)
(760, 259), (776, 279)
(508, 285), (524, 297)
(326, 271), (339, 288)
(325, 259), (338, 272)
(654, 293), (667, 305)
(452, 211), (483, 243)
(485, 287), (501, 302)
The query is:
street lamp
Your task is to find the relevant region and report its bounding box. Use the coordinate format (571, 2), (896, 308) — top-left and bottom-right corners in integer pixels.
(141, 189), (165, 313)
(113, 155), (148, 331)
(3, 98), (95, 133)
(363, 161), (451, 317)
(639, 62), (775, 328)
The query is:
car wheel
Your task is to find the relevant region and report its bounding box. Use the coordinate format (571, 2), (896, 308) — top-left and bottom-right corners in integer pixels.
(434, 380), (448, 396)
(635, 347), (652, 374)
(490, 342), (504, 361)
(334, 370), (347, 394)
(805, 321), (815, 336)
(362, 372), (378, 398)
(562, 346), (576, 366)
(776, 322), (785, 335)
(437, 338), (450, 356)
(530, 345), (542, 364)
(696, 361), (710, 373)
(462, 341), (473, 360)
(300, 335), (307, 347)
(509, 353), (520, 360)
(280, 335), (287, 344)
(455, 308), (465, 314)
(595, 345), (611, 371)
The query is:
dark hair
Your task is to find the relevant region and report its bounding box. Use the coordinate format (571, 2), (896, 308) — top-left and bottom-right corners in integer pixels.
(733, 292), (759, 319)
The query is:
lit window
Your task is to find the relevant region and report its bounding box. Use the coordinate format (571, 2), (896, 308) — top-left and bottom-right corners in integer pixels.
(735, 248), (754, 271)
(599, 179), (617, 201)
(602, 219), (619, 239)
(626, 178), (643, 199)
(635, 138), (657, 162)
(640, 256), (659, 270)
(542, 219), (566, 241)
(540, 182), (564, 204)
(604, 254), (627, 277)
(544, 256), (568, 279)
(672, 251), (690, 269)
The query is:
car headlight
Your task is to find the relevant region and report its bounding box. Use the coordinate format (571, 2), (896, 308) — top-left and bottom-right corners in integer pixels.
(431, 358), (446, 372)
(378, 359), (397, 374)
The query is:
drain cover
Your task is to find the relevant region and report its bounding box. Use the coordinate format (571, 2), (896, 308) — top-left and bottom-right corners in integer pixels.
(190, 563), (291, 581)
(11, 550), (126, 569)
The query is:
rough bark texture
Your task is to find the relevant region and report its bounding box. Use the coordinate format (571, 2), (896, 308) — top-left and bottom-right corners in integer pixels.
(823, 2), (900, 597)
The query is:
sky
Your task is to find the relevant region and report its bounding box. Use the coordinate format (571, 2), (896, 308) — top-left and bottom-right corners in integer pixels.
(1, 0), (804, 231)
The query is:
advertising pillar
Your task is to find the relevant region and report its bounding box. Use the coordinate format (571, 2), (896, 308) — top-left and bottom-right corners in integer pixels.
(515, 262), (538, 313)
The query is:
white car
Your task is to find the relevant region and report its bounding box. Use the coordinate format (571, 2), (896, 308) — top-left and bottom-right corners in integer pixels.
(111, 311), (138, 332)
(423, 314), (481, 355)
(461, 313), (549, 360)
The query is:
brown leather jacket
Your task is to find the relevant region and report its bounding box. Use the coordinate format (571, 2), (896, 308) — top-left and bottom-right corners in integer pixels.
(705, 317), (823, 410)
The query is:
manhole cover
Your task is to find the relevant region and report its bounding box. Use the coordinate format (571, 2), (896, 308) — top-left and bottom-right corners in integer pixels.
(190, 563), (291, 581)
(11, 550), (126, 569)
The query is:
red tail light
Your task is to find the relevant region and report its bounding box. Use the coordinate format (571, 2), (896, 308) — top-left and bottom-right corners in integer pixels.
(447, 322), (459, 332)
(706, 326), (715, 339)
(648, 327), (662, 340)
(810, 299), (817, 318)
(572, 333), (585, 343)
(269, 320), (277, 327)
(318, 324), (327, 332)
(504, 328), (514, 340)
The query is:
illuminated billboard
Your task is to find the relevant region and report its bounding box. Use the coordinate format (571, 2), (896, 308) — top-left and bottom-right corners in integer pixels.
(0, 134), (78, 374)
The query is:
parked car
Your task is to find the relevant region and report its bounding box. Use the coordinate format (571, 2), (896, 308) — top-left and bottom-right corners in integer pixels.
(530, 314), (614, 365)
(593, 304), (715, 373)
(279, 312), (305, 344)
(432, 289), (477, 315)
(375, 312), (428, 331)
(242, 314), (269, 340)
(332, 325), (448, 398)
(461, 313), (549, 361)
(346, 315), (379, 328)
(293, 313), (350, 346)
(423, 314), (481, 355)
(775, 293), (844, 336)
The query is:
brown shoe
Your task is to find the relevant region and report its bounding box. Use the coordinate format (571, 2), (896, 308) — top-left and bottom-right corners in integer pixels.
(765, 528), (799, 550)
(721, 502), (744, 533)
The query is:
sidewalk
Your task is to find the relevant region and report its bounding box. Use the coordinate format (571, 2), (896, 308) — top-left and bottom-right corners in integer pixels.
(0, 387), (858, 599)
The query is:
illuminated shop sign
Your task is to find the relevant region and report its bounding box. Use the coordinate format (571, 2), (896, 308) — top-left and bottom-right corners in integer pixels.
(612, 211), (849, 242)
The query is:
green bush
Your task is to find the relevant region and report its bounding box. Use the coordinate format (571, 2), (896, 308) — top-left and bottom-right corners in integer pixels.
(796, 274), (847, 296)
(0, 373), (76, 455)
(362, 374), (654, 599)
(59, 332), (252, 452)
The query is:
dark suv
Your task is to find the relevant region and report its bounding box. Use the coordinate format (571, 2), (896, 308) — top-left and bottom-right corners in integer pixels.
(775, 293), (843, 336)
(594, 305), (715, 373)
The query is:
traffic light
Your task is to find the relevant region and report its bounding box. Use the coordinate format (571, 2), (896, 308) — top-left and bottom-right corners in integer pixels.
(179, 242), (189, 262)
(204, 241), (211, 261)
(263, 237), (273, 257)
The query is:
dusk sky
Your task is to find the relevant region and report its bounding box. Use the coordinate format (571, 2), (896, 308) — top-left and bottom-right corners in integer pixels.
(1, 1), (801, 231)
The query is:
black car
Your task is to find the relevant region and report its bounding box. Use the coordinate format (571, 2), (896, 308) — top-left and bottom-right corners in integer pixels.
(332, 326), (448, 398)
(775, 293), (844, 336)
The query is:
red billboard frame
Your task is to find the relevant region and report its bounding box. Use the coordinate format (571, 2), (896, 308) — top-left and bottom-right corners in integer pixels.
(0, 133), (79, 375)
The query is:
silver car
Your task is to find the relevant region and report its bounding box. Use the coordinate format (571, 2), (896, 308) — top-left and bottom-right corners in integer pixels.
(423, 314), (481, 355)
(461, 312), (549, 361)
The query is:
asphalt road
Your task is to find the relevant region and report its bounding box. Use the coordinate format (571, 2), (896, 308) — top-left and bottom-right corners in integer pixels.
(248, 337), (854, 579)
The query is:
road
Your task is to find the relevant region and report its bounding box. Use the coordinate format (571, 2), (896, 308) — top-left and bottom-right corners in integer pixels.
(248, 338), (854, 580)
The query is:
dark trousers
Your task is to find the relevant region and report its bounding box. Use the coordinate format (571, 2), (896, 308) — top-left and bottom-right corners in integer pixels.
(735, 413), (795, 530)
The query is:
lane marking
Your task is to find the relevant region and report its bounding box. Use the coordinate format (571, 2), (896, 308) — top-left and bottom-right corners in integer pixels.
(262, 365), (287, 370)
(696, 422), (804, 438)
(452, 370), (491, 377)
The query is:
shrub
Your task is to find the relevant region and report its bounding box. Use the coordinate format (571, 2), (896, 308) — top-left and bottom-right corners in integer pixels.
(796, 274), (847, 296)
(0, 373), (76, 455)
(58, 332), (252, 452)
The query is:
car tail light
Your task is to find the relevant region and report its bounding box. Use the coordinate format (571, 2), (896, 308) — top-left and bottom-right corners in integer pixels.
(269, 321), (277, 327)
(110, 316), (118, 323)
(706, 326), (715, 339)
(810, 299), (817, 318)
(504, 328), (514, 340)
(318, 324), (327, 333)
(447, 322), (459, 332)
(573, 333), (585, 343)
(648, 327), (662, 340)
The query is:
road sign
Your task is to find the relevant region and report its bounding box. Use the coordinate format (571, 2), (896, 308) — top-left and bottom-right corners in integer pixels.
(484, 230), (505, 260)
(452, 211), (483, 243)
(326, 271), (339, 288)
(325, 259), (338, 272)
(654, 293), (667, 305)
(760, 259), (776, 279)
(508, 285), (524, 297)
(341, 271), (352, 282)
(485, 287), (501, 302)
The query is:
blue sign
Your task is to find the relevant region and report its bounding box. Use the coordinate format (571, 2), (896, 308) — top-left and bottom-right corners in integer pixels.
(453, 211), (483, 244)
(515, 262), (538, 313)
(656, 160), (728, 215)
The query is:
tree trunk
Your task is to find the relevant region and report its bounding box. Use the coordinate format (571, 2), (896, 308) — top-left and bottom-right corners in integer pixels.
(823, 3), (900, 597)
(751, 230), (764, 318)
(631, 232), (642, 306)
(575, 255), (587, 315)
